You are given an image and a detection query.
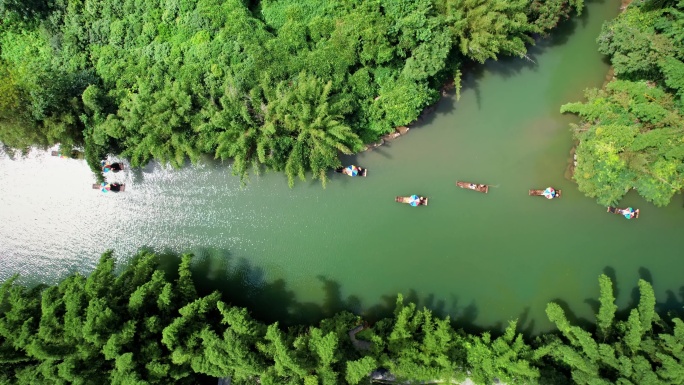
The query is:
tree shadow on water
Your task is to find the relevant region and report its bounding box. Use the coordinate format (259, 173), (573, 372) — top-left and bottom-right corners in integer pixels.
(517, 307), (537, 337)
(582, 266), (684, 328)
(158, 252), (684, 341)
(178, 249), (369, 326)
(188, 249), (302, 324)
(627, 267), (654, 309)
(176, 250), (684, 338)
(662, 287), (684, 322)
(156, 249), (495, 333)
(152, 247), (292, 322)
(603, 266), (619, 298)
(475, 4), (590, 83)
(640, 266), (684, 322)
(549, 298), (595, 331)
(129, 162), (159, 184)
(538, 0), (599, 50)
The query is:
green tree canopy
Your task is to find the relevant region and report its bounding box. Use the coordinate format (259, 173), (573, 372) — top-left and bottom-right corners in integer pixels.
(541, 275), (682, 385)
(4, 251), (684, 385)
(0, 0), (581, 185)
(562, 80), (684, 206)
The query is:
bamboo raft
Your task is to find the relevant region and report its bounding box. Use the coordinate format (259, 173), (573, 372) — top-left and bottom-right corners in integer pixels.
(607, 206), (639, 219)
(51, 150), (83, 159)
(395, 196), (428, 206)
(335, 166), (367, 177)
(51, 151), (70, 159)
(529, 188), (562, 198)
(93, 183), (126, 192)
(456, 181), (488, 193)
(103, 162), (125, 172)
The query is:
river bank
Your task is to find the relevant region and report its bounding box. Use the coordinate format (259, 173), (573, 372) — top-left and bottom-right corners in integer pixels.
(563, 0), (634, 182)
(367, 1), (630, 162)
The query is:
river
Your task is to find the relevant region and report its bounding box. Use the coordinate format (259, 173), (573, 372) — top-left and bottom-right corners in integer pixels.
(2, 0), (683, 332)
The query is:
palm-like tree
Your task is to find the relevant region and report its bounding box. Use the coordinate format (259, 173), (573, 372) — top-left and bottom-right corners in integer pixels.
(211, 81), (267, 182)
(118, 81), (199, 168)
(260, 72), (363, 187)
(436, 0), (535, 63)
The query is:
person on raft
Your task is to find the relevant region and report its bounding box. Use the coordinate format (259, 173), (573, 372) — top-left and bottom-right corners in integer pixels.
(101, 161), (123, 173)
(543, 187), (556, 199)
(621, 207), (636, 219)
(101, 182), (122, 193)
(337, 165), (366, 177)
(409, 195), (426, 206)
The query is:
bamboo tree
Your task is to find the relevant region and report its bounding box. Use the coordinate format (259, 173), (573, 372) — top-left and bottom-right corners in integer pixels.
(466, 320), (540, 384)
(543, 275), (683, 384)
(597, 274), (618, 340)
(437, 0), (536, 63)
(260, 72), (363, 187)
(6, 252), (684, 385)
(259, 323), (309, 384)
(370, 294), (463, 382)
(345, 356), (377, 384)
(656, 319), (684, 383)
(637, 279), (657, 333)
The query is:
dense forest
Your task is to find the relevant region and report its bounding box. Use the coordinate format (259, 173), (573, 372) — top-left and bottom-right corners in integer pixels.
(562, 0), (684, 206)
(0, 0), (584, 185)
(2, 0), (683, 203)
(1, 250), (683, 384)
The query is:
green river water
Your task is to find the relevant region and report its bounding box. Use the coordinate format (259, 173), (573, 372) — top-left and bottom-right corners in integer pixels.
(2, 0), (683, 332)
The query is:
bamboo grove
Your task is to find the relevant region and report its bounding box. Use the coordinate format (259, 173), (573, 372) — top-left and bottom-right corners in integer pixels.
(0, 0), (584, 186)
(562, 0), (684, 206)
(1, 251), (683, 384)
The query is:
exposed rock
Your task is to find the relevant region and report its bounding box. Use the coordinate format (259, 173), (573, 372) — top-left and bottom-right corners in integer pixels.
(396, 126), (409, 135)
(363, 139), (385, 152)
(382, 132), (401, 141)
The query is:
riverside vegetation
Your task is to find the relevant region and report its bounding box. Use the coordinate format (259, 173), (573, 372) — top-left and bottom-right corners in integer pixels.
(0, 0), (584, 186)
(1, 251), (684, 385)
(561, 0), (684, 206)
(2, 1), (682, 203)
